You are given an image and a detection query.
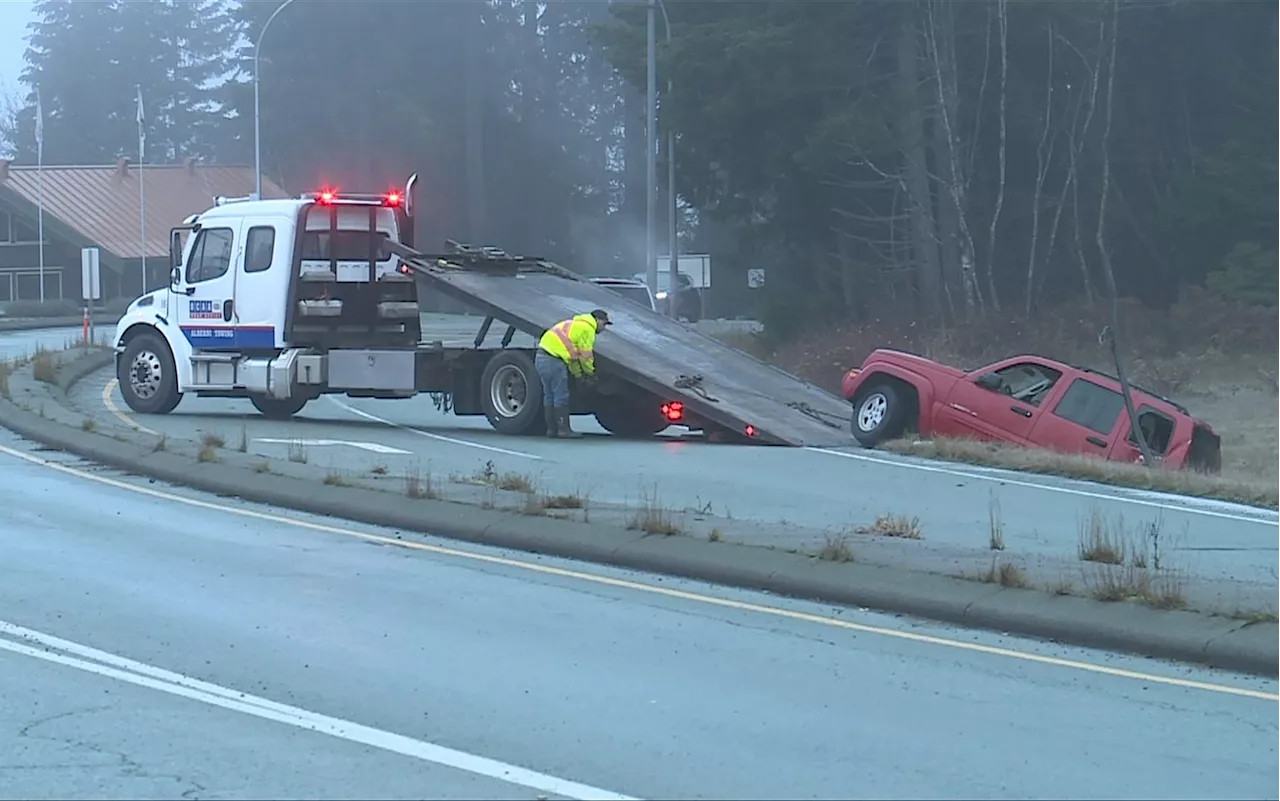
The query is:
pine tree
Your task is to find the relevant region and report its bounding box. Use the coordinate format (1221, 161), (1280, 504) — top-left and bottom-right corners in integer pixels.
(11, 0), (243, 166)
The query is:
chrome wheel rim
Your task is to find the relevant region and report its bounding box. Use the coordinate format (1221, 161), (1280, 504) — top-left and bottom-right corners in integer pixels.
(129, 350), (164, 400)
(490, 365), (527, 418)
(857, 393), (887, 432)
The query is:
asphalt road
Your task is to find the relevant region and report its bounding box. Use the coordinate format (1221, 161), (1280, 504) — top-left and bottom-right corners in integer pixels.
(74, 364), (1280, 594)
(0, 428), (1276, 800)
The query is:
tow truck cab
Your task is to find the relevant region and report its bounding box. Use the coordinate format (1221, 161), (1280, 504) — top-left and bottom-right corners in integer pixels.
(113, 175), (422, 418)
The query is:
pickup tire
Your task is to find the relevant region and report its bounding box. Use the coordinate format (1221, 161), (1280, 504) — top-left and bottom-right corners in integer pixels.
(593, 398), (671, 439)
(850, 381), (907, 447)
(250, 394), (310, 420)
(481, 350), (546, 436)
(118, 331), (181, 415)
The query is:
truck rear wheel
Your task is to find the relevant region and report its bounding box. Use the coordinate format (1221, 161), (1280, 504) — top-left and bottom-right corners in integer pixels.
(250, 394), (310, 420)
(481, 350), (546, 436)
(593, 399), (671, 439)
(850, 382), (906, 447)
(118, 331), (181, 415)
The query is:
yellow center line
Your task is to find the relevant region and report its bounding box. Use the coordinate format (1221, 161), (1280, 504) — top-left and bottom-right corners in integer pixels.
(102, 377), (161, 436)
(1, 441), (1275, 703)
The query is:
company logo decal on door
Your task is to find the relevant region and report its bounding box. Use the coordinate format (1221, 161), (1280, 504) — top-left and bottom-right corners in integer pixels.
(189, 300), (222, 320)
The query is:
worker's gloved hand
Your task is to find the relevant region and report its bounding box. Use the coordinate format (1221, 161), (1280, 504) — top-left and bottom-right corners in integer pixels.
(578, 373), (598, 391)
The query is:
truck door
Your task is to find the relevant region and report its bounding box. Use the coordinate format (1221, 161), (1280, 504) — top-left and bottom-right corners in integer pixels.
(1029, 376), (1127, 457)
(937, 360), (1064, 445)
(230, 215), (288, 349)
(176, 222), (240, 350)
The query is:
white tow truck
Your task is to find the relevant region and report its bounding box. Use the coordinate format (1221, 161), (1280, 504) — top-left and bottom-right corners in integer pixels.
(110, 175), (858, 446)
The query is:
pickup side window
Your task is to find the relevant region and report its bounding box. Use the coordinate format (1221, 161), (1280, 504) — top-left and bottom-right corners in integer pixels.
(1129, 406), (1175, 455)
(989, 362), (1063, 408)
(1051, 378), (1125, 435)
(244, 226), (275, 273)
(185, 227), (235, 284)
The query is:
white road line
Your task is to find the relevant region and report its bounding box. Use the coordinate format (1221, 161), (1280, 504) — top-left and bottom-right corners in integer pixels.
(253, 437), (413, 455)
(804, 446), (1279, 526)
(0, 622), (637, 801)
(326, 395), (543, 461)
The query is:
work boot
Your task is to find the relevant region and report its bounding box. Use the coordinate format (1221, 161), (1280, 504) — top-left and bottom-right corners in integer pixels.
(556, 407), (583, 438)
(544, 405), (559, 438)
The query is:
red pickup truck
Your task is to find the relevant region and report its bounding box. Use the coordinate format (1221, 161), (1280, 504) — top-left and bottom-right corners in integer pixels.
(841, 350), (1222, 473)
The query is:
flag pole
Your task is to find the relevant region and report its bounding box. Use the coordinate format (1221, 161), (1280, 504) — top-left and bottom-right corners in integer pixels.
(136, 85), (146, 297)
(35, 87), (44, 303)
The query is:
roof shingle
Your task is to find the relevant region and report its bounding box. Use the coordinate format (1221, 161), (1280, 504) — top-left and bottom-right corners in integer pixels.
(0, 159), (289, 260)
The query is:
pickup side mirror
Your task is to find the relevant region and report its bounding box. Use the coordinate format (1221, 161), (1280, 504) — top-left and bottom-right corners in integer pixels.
(975, 372), (1002, 391)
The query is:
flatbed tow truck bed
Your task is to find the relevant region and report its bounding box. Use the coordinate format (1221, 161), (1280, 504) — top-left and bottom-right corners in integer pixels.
(396, 243), (858, 447)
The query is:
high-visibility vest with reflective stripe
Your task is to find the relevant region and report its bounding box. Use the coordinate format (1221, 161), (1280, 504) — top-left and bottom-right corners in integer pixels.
(538, 314), (598, 375)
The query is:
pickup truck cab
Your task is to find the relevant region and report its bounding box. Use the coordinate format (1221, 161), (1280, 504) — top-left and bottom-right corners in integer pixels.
(841, 349), (1222, 473)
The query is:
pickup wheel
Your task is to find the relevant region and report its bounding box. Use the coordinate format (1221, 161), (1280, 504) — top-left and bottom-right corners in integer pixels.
(850, 382), (907, 447)
(250, 394), (310, 420)
(481, 350), (546, 436)
(593, 398), (671, 438)
(118, 331), (181, 415)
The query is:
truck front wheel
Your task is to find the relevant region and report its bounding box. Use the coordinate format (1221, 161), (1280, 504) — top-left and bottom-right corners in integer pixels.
(850, 382), (907, 447)
(250, 394), (310, 420)
(118, 331), (181, 415)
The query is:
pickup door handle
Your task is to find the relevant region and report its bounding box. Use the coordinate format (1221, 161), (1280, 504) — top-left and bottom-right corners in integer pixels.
(1010, 406), (1033, 418)
(1086, 436), (1108, 448)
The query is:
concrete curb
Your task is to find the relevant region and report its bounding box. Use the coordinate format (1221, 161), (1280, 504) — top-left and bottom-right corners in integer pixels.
(2, 349), (1276, 679)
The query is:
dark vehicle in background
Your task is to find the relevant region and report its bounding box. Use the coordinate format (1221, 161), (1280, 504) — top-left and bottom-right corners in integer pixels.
(591, 277), (657, 312)
(840, 349), (1222, 473)
(631, 271), (702, 322)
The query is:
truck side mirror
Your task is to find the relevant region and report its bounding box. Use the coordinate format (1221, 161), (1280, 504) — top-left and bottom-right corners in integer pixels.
(170, 265), (181, 287)
(975, 372), (1002, 391)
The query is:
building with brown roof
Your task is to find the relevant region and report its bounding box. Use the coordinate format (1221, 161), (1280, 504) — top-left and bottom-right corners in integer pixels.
(0, 157), (288, 304)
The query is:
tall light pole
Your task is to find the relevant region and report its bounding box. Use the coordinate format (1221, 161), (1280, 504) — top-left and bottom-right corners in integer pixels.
(254, 0), (297, 200)
(657, 0), (677, 318)
(644, 0), (657, 300)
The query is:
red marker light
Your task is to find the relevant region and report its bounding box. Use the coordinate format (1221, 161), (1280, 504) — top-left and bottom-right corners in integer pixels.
(385, 191), (401, 206)
(744, 424), (757, 437)
(318, 190), (335, 204)
(661, 401), (684, 422)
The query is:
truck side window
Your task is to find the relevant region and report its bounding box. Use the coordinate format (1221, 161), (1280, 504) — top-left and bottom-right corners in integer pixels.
(1129, 407), (1175, 455)
(244, 226), (275, 273)
(1051, 378), (1125, 435)
(186, 227), (235, 284)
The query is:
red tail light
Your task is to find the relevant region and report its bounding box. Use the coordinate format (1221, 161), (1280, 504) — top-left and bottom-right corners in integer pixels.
(744, 424), (757, 437)
(661, 401), (684, 422)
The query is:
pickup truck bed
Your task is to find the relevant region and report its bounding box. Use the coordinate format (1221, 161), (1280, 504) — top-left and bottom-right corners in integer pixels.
(397, 244), (857, 447)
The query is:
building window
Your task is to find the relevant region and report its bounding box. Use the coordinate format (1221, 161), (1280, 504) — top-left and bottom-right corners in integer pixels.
(0, 210), (43, 244)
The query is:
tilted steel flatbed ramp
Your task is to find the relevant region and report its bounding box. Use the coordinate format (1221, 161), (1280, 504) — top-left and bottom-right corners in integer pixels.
(394, 244), (858, 447)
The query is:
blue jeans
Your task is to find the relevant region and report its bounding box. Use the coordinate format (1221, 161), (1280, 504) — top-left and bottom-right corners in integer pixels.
(535, 350), (571, 408)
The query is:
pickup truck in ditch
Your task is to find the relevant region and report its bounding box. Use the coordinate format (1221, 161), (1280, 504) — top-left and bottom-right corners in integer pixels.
(841, 350), (1222, 473)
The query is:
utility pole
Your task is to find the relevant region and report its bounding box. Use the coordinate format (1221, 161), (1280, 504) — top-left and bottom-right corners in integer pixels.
(254, 0), (297, 200)
(644, 0), (657, 299)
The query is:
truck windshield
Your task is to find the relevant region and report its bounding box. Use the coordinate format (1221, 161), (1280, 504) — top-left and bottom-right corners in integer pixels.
(301, 230), (390, 261)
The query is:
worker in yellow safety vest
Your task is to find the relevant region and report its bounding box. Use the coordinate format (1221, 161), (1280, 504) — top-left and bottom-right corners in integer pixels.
(535, 309), (611, 438)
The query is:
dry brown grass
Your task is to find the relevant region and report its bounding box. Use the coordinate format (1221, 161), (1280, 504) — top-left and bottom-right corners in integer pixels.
(627, 487), (685, 536)
(817, 532), (855, 562)
(323, 471), (350, 487)
(0, 359), (11, 399)
(981, 558), (1031, 588)
(880, 436), (1277, 509)
(987, 493), (1005, 551)
(31, 349), (57, 384)
(855, 513), (923, 540)
(197, 444), (218, 463)
(200, 432), (226, 449)
(405, 465), (438, 499)
(1077, 506), (1127, 565)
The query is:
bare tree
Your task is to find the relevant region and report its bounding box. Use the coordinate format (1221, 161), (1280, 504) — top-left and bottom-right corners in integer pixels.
(983, 0), (1008, 313)
(1025, 21), (1057, 314)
